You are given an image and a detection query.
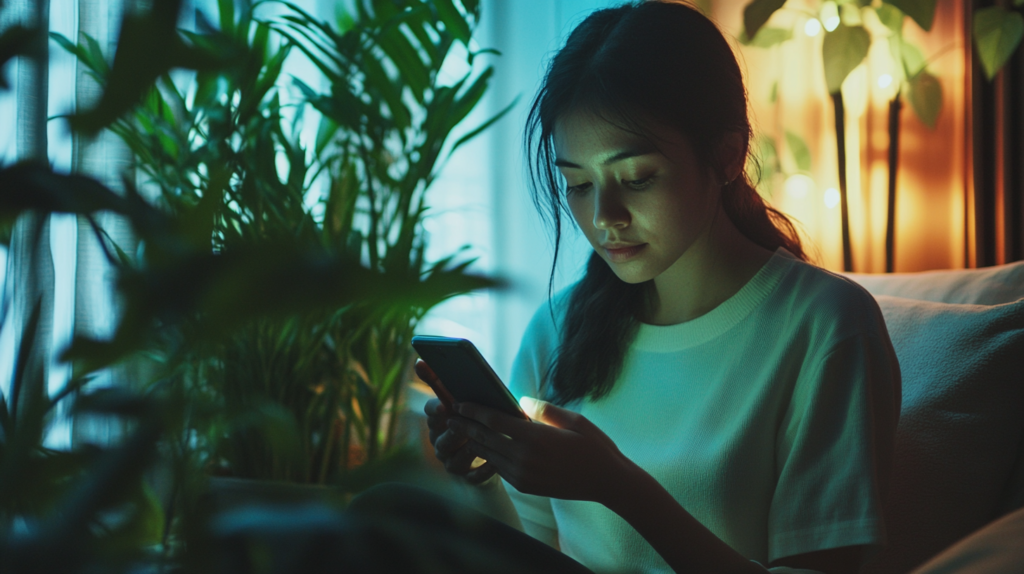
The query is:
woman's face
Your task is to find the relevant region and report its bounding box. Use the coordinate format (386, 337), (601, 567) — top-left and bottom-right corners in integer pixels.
(553, 109), (721, 285)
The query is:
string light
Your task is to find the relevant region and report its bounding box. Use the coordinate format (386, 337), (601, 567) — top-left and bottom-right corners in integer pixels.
(824, 188), (840, 208)
(821, 2), (840, 32)
(785, 174), (815, 199)
(804, 18), (822, 37)
(878, 74), (893, 89)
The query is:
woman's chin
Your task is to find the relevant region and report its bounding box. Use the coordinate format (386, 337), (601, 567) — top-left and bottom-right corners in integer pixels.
(604, 261), (656, 285)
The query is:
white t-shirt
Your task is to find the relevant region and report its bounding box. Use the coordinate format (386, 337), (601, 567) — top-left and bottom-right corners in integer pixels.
(504, 248), (901, 573)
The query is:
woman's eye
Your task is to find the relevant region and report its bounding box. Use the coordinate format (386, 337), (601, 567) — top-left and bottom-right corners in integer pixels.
(565, 182), (591, 196)
(625, 177), (654, 190)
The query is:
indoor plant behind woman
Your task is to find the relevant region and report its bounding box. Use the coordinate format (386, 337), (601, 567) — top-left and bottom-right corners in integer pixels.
(388, 2), (902, 573)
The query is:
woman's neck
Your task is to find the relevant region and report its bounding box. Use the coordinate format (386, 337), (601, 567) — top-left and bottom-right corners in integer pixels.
(646, 208), (773, 326)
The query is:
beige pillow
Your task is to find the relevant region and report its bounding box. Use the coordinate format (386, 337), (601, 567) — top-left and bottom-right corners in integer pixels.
(846, 261), (1024, 305)
(859, 296), (1024, 574)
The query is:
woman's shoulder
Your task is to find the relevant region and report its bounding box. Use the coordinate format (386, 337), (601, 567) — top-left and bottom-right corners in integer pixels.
(772, 255), (888, 340)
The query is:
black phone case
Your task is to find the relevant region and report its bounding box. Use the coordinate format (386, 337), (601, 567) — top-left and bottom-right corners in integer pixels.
(411, 336), (528, 420)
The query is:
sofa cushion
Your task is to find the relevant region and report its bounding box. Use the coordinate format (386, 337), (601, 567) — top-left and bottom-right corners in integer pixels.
(846, 261), (1024, 305)
(859, 296), (1024, 574)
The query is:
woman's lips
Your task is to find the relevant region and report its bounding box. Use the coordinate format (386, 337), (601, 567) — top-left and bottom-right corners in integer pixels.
(603, 243), (646, 262)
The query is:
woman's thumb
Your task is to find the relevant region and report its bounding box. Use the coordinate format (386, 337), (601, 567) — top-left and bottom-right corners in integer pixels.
(519, 396), (576, 429)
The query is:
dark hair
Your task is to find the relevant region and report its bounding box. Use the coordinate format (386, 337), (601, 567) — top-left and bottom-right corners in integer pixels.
(526, 0), (807, 406)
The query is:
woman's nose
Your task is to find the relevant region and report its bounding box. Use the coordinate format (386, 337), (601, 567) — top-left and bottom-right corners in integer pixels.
(593, 187), (629, 230)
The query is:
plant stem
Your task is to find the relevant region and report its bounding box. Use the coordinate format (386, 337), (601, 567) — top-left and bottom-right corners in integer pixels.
(886, 92), (902, 273)
(832, 92), (854, 272)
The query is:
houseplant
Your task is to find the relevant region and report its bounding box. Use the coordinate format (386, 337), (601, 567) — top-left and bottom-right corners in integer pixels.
(742, 0), (1023, 272)
(57, 0), (506, 485)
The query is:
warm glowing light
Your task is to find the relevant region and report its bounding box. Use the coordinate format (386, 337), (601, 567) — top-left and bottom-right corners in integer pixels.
(824, 188), (840, 208)
(821, 2), (840, 32)
(877, 74), (893, 89)
(519, 396), (543, 419)
(804, 18), (822, 37)
(785, 174), (814, 199)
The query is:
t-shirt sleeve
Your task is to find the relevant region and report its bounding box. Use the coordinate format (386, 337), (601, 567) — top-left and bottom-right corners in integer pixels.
(769, 329), (901, 563)
(501, 299), (563, 548)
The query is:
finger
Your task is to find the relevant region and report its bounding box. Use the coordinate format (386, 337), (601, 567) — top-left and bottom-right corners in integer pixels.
(415, 358), (439, 382)
(448, 415), (514, 452)
(434, 428), (468, 456)
(426, 419), (452, 439)
(464, 462), (497, 485)
(522, 397), (583, 431)
(427, 417), (450, 439)
(464, 438), (515, 477)
(444, 444), (480, 474)
(417, 360), (455, 409)
(454, 402), (533, 437)
(423, 397), (449, 418)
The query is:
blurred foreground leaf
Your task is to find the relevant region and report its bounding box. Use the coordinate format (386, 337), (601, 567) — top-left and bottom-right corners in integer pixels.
(64, 245), (499, 372)
(0, 162), (129, 223)
(0, 25), (34, 90)
(69, 0), (245, 134)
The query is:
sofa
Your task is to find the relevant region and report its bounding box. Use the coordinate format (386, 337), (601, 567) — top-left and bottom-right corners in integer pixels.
(844, 261), (1024, 574)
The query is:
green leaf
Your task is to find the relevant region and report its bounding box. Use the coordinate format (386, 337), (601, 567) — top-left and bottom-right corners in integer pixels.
(314, 116), (340, 156)
(377, 25), (431, 104)
(875, 4), (903, 33)
(80, 33), (111, 77)
(0, 162), (130, 217)
(218, 0), (235, 34)
(460, 0), (480, 18)
(360, 46), (411, 131)
(447, 94), (520, 158)
(885, 0), (937, 31)
(743, 0), (786, 41)
(785, 130), (812, 172)
(908, 69), (942, 128)
(973, 6), (1024, 81)
(433, 0), (471, 44)
(769, 80), (778, 103)
(823, 24), (870, 93)
(740, 26), (793, 48)
(900, 39), (926, 77)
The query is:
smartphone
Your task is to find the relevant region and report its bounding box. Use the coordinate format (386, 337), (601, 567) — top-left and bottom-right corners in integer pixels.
(411, 335), (529, 420)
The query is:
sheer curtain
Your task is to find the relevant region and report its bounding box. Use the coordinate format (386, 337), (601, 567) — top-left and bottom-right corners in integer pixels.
(0, 0), (619, 438)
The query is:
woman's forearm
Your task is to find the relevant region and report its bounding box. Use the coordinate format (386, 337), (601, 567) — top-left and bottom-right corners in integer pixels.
(603, 460), (765, 574)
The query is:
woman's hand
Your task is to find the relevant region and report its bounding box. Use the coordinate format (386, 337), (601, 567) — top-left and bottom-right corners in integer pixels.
(418, 360), (497, 484)
(448, 398), (634, 503)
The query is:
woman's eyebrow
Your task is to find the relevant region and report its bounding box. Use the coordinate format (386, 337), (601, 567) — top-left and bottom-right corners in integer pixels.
(555, 147), (656, 168)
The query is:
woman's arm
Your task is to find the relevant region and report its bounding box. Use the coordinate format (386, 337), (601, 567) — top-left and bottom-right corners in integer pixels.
(454, 399), (864, 574)
(606, 463), (866, 573)
(603, 458), (765, 574)
(452, 400), (762, 573)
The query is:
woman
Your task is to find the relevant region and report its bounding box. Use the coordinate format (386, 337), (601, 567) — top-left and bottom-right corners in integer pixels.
(419, 2), (901, 572)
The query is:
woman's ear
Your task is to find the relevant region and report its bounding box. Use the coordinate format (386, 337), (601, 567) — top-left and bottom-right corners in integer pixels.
(717, 132), (747, 184)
